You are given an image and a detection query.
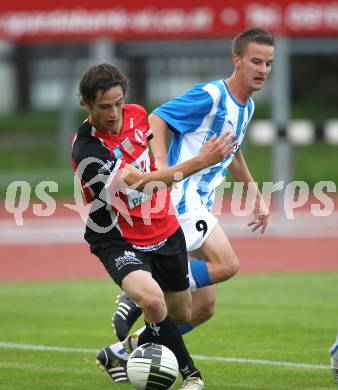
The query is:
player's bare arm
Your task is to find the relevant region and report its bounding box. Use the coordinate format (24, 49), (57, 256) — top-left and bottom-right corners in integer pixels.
(228, 150), (269, 234)
(121, 133), (237, 192)
(148, 113), (170, 169)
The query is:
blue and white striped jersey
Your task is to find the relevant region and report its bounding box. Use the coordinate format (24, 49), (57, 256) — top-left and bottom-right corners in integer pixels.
(152, 79), (255, 215)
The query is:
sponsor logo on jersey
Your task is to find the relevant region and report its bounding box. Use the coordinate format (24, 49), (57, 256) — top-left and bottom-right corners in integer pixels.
(121, 137), (135, 156)
(126, 189), (152, 209)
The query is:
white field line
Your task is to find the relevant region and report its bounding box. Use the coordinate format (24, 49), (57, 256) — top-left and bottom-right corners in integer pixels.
(0, 342), (329, 370)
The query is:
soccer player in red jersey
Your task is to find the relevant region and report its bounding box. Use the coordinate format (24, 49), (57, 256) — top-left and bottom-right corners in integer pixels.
(72, 63), (236, 389)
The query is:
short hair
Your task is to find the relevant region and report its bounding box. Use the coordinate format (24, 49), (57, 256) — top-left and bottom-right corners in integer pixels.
(79, 63), (128, 105)
(231, 28), (275, 57)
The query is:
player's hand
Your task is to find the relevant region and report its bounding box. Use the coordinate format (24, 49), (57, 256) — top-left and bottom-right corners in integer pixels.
(200, 132), (237, 166)
(248, 197), (269, 234)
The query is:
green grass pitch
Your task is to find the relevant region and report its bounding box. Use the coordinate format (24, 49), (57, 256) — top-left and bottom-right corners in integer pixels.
(0, 272), (337, 389)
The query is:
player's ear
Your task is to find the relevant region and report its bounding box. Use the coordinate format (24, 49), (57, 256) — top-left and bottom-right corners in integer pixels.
(232, 54), (241, 70)
(80, 99), (91, 113)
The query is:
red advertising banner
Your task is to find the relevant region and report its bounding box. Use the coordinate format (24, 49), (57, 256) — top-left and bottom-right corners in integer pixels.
(1, 0), (338, 42)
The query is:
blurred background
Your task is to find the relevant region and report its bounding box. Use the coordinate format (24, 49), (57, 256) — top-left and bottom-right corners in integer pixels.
(0, 0), (337, 205)
(0, 5), (337, 388)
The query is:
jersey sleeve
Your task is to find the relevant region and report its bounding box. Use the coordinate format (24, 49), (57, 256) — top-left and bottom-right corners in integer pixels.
(247, 98), (255, 123)
(152, 83), (214, 135)
(139, 105), (154, 141)
(72, 135), (125, 200)
(130, 103), (153, 141)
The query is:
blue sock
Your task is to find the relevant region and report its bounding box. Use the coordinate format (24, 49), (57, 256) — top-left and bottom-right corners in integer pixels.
(177, 323), (194, 335)
(190, 259), (212, 288)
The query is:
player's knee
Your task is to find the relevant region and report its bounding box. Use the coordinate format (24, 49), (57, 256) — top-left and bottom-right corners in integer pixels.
(214, 255), (239, 282)
(192, 298), (215, 325)
(220, 256), (239, 281)
(199, 303), (215, 323)
(201, 303), (215, 322)
(139, 293), (166, 322)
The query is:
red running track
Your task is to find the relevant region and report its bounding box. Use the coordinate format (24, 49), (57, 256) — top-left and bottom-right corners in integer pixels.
(1, 198), (338, 281)
(0, 237), (337, 282)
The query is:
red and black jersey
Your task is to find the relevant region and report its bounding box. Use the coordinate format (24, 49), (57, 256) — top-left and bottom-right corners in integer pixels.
(71, 104), (179, 246)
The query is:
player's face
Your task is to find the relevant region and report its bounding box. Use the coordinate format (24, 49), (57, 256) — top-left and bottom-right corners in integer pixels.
(88, 85), (124, 134)
(235, 42), (274, 92)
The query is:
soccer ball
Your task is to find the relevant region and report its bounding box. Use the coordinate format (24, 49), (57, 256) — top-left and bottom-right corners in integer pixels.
(127, 343), (179, 390)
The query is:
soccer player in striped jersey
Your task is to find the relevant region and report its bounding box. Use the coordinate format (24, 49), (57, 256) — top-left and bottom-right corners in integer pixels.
(149, 27), (274, 334)
(113, 28), (275, 341)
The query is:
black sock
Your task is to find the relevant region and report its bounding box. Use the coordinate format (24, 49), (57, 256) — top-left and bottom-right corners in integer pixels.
(138, 316), (202, 380)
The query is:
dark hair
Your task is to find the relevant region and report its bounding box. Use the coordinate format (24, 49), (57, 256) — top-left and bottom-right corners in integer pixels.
(232, 28), (275, 57)
(79, 63), (128, 105)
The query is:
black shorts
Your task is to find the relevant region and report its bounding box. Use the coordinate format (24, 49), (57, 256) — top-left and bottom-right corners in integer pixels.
(88, 227), (189, 292)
